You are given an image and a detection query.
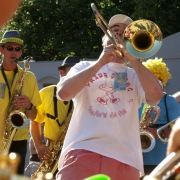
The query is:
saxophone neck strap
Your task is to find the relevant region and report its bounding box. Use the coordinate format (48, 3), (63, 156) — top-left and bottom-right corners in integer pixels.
(0, 64), (18, 99)
(164, 93), (170, 123)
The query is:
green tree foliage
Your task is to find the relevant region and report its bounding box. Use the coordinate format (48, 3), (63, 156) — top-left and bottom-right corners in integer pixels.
(132, 0), (180, 38)
(0, 0), (179, 61)
(0, 0), (135, 61)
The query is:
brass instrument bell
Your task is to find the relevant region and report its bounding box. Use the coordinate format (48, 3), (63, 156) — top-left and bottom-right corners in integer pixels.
(123, 19), (163, 58)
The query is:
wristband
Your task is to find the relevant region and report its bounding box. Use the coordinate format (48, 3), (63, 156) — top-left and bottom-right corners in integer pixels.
(26, 103), (34, 110)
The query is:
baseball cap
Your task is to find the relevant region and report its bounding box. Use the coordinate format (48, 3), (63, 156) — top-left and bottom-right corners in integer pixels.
(58, 56), (80, 70)
(108, 14), (133, 27)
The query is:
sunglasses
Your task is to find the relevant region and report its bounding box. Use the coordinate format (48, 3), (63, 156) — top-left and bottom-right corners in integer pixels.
(4, 46), (22, 52)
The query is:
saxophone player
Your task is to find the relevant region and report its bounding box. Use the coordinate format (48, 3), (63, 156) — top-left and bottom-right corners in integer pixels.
(139, 57), (180, 178)
(30, 56), (80, 176)
(0, 30), (41, 174)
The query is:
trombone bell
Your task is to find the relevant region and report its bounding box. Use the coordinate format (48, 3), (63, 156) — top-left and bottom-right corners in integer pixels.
(132, 31), (154, 52)
(123, 19), (163, 58)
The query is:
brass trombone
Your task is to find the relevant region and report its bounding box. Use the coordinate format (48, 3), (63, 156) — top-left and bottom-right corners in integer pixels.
(144, 149), (180, 180)
(157, 117), (178, 144)
(91, 3), (118, 46)
(91, 3), (163, 59)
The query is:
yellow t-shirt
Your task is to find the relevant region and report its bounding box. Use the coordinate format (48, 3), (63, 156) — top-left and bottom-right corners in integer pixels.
(35, 85), (73, 141)
(0, 64), (41, 140)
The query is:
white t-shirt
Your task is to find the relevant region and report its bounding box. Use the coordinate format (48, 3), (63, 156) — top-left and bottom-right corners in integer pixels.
(57, 61), (146, 176)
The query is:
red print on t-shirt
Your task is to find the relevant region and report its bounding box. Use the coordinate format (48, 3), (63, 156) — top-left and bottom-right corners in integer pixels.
(97, 83), (120, 105)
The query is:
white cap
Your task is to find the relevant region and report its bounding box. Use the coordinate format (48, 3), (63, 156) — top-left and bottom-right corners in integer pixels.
(108, 14), (133, 27)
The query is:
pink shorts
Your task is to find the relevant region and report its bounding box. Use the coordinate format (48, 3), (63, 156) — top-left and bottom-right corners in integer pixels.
(56, 149), (139, 180)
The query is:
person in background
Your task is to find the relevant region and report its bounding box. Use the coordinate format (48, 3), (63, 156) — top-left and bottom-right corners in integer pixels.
(0, 30), (41, 174)
(29, 56), (80, 177)
(56, 14), (163, 180)
(29, 123), (46, 163)
(24, 123), (46, 177)
(139, 57), (180, 177)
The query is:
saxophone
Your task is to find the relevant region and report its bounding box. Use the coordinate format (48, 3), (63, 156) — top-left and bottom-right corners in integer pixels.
(1, 57), (32, 154)
(139, 105), (160, 153)
(31, 108), (73, 179)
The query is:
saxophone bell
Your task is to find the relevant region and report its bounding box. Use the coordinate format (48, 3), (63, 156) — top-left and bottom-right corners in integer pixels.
(2, 110), (28, 153)
(9, 110), (28, 129)
(140, 106), (161, 153)
(140, 130), (156, 153)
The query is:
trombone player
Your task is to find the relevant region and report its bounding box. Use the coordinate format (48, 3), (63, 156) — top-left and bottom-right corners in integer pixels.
(56, 13), (163, 180)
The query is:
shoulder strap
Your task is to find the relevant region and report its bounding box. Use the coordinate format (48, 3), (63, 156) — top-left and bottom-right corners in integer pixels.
(67, 100), (73, 116)
(53, 86), (58, 118)
(46, 86), (73, 127)
(46, 86), (61, 126)
(164, 93), (170, 123)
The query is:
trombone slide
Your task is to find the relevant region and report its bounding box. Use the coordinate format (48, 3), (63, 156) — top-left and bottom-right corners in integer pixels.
(91, 3), (119, 46)
(157, 117), (179, 144)
(148, 149), (180, 179)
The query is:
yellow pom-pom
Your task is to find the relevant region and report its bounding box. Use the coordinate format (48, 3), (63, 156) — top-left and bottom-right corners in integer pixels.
(142, 57), (172, 86)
